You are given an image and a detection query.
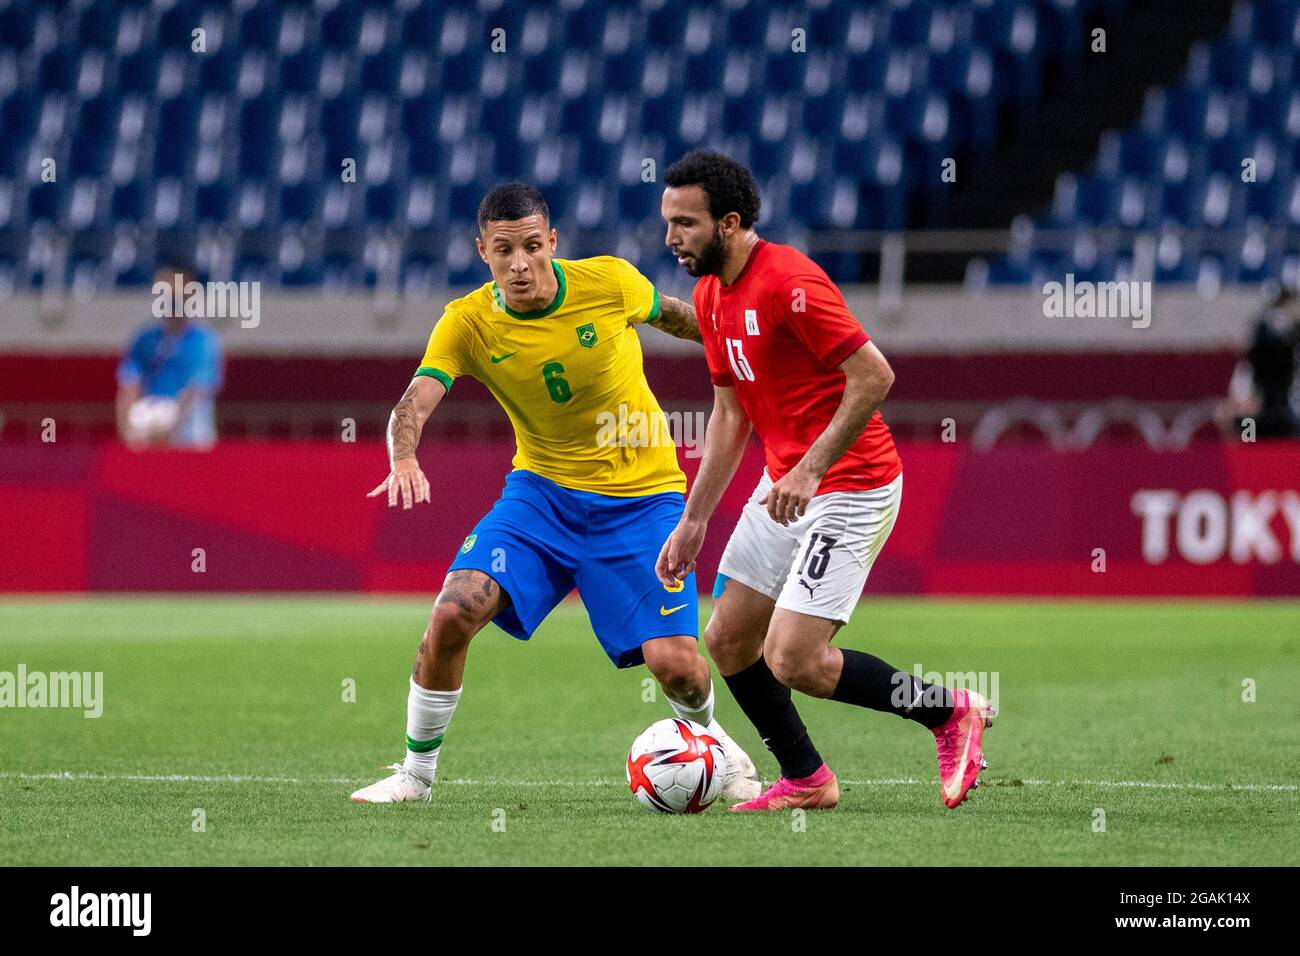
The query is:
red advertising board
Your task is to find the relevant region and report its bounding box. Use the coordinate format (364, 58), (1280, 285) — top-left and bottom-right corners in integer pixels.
(1, 440), (1297, 596)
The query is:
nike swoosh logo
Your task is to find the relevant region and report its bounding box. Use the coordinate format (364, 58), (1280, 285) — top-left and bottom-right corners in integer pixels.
(660, 604), (689, 616)
(490, 352), (517, 363)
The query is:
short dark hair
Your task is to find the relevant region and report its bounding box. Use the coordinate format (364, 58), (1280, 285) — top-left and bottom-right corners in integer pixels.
(155, 253), (197, 280)
(664, 150), (761, 228)
(477, 182), (550, 232)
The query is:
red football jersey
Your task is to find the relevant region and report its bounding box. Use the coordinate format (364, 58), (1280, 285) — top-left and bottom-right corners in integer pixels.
(693, 240), (902, 494)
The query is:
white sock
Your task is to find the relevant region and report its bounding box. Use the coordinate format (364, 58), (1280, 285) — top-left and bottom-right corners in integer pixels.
(667, 684), (748, 775)
(403, 678), (461, 783)
(667, 684), (717, 730)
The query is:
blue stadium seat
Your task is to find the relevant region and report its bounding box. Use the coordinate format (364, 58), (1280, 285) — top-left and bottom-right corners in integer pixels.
(199, 48), (241, 94)
(559, 91), (604, 143)
(0, 3), (35, 53)
(646, 4), (688, 49)
(77, 1), (120, 50)
(361, 52), (402, 94)
(520, 49), (563, 94)
(887, 0), (935, 48)
(1155, 244), (1197, 283)
(365, 182), (402, 224)
(1203, 130), (1252, 175)
(9, 0), (1243, 290)
(1247, 85), (1293, 133)
(684, 51), (725, 91)
(118, 49), (160, 93)
(280, 48), (322, 93)
(617, 181), (660, 227)
(560, 6), (608, 51)
(195, 181), (235, 226)
(28, 181), (67, 224)
(69, 97), (118, 178)
(155, 97), (200, 178)
(321, 0), (363, 52)
(401, 3), (444, 51)
(1163, 85), (1211, 135)
(280, 179), (320, 226)
(844, 48), (892, 91)
(321, 96), (362, 168)
(239, 97), (281, 177)
(447, 178), (489, 223)
(0, 93), (36, 175)
(1249, 0), (1300, 48)
(441, 50), (485, 94)
(1208, 37), (1258, 88)
(1158, 178), (1204, 225)
(599, 54), (643, 95)
(748, 137), (791, 180)
(722, 93), (765, 137)
(239, 3), (281, 52)
(38, 45), (80, 93)
(724, 5), (769, 49)
(158, 0), (201, 51)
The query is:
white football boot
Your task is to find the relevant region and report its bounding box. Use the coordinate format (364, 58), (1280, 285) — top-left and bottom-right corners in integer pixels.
(716, 732), (762, 803)
(349, 763), (432, 803)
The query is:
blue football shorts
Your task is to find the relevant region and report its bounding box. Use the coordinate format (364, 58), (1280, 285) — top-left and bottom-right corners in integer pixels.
(447, 469), (699, 668)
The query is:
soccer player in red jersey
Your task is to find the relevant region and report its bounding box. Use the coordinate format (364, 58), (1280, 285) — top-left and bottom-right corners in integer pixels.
(655, 151), (995, 811)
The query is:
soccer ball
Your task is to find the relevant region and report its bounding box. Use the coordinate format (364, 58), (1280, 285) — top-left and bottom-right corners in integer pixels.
(626, 717), (728, 814)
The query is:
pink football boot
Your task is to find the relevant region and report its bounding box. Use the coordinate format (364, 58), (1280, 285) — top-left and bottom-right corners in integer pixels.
(728, 763), (840, 812)
(932, 688), (996, 808)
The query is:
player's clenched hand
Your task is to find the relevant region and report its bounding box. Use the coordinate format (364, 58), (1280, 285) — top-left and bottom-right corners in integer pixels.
(656, 517), (707, 587)
(761, 465), (820, 526)
(367, 457), (430, 510)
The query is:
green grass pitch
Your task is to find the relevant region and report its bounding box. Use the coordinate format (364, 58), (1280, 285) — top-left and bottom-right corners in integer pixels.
(1, 597), (1297, 866)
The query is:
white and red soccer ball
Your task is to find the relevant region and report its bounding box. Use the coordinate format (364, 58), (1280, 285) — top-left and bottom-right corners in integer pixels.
(626, 717), (729, 814)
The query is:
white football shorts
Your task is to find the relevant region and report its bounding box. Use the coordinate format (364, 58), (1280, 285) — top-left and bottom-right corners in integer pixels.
(717, 470), (902, 622)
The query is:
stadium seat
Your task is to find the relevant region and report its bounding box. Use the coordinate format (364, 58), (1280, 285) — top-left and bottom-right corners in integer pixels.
(3, 0), (1227, 290)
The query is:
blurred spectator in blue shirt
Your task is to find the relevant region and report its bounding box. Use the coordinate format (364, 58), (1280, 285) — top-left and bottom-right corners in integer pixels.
(116, 262), (224, 449)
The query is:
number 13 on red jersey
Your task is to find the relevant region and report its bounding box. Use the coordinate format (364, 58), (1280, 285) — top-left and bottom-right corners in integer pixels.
(725, 338), (756, 382)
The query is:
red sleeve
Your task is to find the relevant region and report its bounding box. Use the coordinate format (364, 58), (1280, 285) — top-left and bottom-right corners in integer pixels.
(772, 272), (869, 368)
(694, 282), (734, 387)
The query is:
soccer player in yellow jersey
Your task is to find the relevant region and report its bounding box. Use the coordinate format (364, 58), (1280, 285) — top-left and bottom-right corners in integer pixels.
(350, 184), (759, 805)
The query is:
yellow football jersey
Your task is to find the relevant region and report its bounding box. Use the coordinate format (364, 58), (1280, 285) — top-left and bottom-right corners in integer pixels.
(416, 256), (686, 496)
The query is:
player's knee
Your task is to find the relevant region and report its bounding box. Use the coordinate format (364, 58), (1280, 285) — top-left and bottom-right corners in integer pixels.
(645, 643), (703, 699)
(766, 645), (816, 695)
(427, 598), (481, 649)
(768, 643), (838, 698)
(704, 618), (749, 670)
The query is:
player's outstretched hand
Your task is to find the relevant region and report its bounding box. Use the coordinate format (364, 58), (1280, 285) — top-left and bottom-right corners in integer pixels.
(367, 458), (431, 510)
(656, 517), (707, 587)
(761, 465), (819, 526)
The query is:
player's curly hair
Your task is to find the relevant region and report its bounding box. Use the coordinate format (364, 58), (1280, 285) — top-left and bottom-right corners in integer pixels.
(477, 182), (550, 232)
(664, 150), (761, 228)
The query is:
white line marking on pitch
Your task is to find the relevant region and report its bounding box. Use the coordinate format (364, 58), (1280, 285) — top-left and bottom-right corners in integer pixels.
(0, 771), (1294, 792)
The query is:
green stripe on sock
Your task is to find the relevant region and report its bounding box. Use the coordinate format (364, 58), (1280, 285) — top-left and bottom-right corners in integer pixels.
(406, 734), (444, 753)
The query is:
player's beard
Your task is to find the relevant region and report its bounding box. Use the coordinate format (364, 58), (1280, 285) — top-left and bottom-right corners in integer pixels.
(683, 225), (727, 277)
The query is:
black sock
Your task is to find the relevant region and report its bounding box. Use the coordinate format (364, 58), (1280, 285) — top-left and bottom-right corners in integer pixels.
(830, 649), (954, 729)
(722, 656), (824, 780)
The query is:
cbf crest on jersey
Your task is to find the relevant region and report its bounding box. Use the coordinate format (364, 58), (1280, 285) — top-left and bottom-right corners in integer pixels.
(460, 534), (477, 554)
(576, 322), (598, 348)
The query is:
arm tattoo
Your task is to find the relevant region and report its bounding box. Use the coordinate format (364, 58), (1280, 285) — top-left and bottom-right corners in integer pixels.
(388, 381), (421, 461)
(647, 294), (703, 343)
